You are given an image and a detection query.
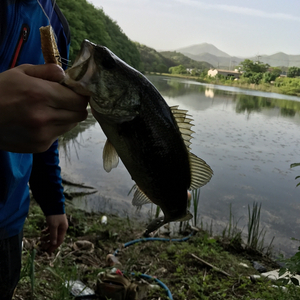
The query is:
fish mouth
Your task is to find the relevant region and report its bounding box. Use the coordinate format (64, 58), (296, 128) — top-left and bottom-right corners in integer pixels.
(63, 40), (97, 96)
(66, 39), (94, 81)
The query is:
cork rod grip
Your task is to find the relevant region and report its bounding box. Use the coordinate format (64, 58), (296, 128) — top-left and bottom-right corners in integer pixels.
(39, 25), (61, 66)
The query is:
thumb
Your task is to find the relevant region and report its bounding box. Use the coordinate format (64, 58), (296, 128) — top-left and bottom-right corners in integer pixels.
(20, 63), (65, 82)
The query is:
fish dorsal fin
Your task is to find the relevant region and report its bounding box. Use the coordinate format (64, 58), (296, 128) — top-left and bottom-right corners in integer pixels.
(170, 106), (194, 149)
(189, 152), (213, 190)
(103, 139), (119, 172)
(132, 185), (153, 206)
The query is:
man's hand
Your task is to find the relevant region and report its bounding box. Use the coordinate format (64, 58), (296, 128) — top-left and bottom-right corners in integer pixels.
(41, 214), (68, 253)
(0, 64), (89, 153)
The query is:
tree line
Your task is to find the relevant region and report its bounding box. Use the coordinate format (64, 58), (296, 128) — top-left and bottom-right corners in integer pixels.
(236, 59), (300, 84)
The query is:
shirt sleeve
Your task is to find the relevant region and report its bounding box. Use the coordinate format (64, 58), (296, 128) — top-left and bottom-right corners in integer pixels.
(29, 140), (65, 216)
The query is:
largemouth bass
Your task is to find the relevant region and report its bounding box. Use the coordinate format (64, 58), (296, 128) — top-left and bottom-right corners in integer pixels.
(63, 40), (213, 235)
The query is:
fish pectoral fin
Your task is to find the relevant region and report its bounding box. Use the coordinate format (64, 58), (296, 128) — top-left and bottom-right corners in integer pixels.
(103, 139), (119, 172)
(132, 185), (153, 206)
(189, 152), (213, 190)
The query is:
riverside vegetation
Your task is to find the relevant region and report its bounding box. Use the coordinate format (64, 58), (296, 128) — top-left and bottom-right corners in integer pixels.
(14, 189), (300, 300)
(162, 60), (300, 97)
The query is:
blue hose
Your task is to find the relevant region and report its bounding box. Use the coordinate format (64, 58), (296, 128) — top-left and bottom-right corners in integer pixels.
(113, 231), (194, 256)
(132, 273), (173, 300)
(113, 231), (194, 299)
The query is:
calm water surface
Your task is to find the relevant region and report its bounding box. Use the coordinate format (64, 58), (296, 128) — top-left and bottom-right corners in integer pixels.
(59, 75), (300, 257)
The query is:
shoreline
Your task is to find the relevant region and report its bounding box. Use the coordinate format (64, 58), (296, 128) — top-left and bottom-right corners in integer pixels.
(147, 72), (300, 98)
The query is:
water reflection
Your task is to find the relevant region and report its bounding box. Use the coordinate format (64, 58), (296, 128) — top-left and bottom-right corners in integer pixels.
(205, 89), (214, 98)
(59, 75), (300, 257)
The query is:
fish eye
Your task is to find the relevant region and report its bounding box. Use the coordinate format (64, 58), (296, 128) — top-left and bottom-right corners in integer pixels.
(102, 54), (117, 69)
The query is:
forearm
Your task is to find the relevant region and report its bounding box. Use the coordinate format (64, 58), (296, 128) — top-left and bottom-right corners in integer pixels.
(29, 140), (65, 215)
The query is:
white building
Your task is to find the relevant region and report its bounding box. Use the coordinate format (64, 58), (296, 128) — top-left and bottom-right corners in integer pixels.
(208, 69), (241, 79)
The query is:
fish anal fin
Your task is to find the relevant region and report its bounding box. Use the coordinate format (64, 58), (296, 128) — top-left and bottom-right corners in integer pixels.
(103, 139), (119, 172)
(132, 185), (153, 206)
(189, 152), (213, 190)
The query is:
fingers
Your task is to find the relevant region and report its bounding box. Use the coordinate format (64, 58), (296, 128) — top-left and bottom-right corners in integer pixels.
(44, 82), (90, 112)
(17, 64), (89, 112)
(40, 215), (68, 254)
(20, 65), (89, 113)
(0, 64), (89, 153)
(22, 63), (65, 82)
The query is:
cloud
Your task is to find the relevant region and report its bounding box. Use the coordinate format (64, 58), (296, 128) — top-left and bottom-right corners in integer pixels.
(175, 0), (300, 22)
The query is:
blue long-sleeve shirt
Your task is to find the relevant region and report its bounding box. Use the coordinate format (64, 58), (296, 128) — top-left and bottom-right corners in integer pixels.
(0, 0), (70, 239)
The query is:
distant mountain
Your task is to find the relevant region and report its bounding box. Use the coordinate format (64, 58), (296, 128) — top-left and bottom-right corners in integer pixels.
(181, 52), (243, 69)
(177, 43), (230, 58)
(250, 52), (300, 68)
(175, 44), (300, 68)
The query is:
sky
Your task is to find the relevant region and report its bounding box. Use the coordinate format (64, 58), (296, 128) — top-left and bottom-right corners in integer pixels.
(87, 0), (300, 57)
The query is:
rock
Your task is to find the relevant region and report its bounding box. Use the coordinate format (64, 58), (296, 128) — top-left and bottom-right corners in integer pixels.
(73, 240), (94, 252)
(106, 254), (122, 267)
(252, 261), (267, 273)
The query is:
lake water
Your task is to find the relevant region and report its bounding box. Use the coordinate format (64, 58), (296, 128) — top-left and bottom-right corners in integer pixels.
(59, 75), (300, 257)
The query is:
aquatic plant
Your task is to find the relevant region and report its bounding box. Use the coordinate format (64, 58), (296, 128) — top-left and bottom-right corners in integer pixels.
(247, 202), (274, 254)
(290, 162), (300, 187)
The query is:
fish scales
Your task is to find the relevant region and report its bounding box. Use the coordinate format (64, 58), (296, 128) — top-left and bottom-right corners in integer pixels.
(97, 89), (192, 220)
(63, 40), (213, 235)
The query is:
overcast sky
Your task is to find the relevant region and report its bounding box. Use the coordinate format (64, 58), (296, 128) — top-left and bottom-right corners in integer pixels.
(88, 0), (300, 57)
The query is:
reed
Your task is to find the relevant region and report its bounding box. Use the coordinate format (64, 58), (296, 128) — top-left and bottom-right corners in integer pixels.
(222, 203), (242, 242)
(191, 188), (201, 227)
(247, 202), (268, 251)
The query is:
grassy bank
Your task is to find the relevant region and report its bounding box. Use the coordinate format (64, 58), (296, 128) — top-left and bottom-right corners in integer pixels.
(14, 200), (300, 300)
(151, 72), (300, 97)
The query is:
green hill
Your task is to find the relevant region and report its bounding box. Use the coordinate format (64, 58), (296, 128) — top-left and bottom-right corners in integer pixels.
(135, 44), (212, 73)
(135, 43), (176, 73)
(159, 51), (212, 70)
(57, 0), (140, 69)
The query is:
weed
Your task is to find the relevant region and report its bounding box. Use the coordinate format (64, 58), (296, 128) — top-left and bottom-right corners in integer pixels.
(20, 248), (36, 299)
(278, 238), (300, 286)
